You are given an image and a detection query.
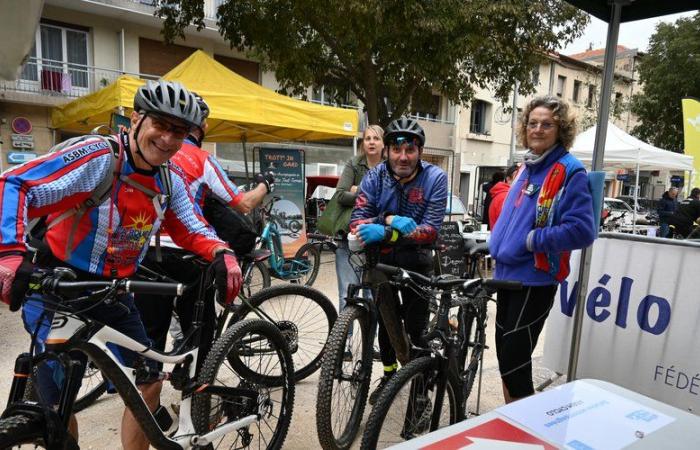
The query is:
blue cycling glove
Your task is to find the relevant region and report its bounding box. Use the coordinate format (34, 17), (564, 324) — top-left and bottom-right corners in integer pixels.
(390, 216), (417, 235)
(358, 224), (386, 244)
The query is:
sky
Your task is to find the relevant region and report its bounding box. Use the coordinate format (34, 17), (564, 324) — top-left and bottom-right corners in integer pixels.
(558, 11), (698, 55)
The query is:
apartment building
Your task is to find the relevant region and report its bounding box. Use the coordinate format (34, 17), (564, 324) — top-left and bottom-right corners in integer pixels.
(455, 50), (648, 213)
(0, 0), (460, 188)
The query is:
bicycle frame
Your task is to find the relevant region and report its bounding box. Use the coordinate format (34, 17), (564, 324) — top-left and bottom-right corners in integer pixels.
(259, 212), (311, 280)
(7, 309), (264, 449)
(4, 269), (267, 450)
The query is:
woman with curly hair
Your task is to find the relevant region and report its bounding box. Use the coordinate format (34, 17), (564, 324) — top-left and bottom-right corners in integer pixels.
(489, 96), (596, 403)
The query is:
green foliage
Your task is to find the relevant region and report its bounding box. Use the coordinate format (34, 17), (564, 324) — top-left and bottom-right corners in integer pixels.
(631, 13), (700, 152)
(155, 0), (587, 126)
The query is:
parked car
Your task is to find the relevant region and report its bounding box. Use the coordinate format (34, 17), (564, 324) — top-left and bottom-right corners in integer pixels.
(616, 195), (659, 225)
(602, 197), (634, 231)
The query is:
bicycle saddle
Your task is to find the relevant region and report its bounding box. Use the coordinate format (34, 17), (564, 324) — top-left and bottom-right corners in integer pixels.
(469, 242), (490, 257)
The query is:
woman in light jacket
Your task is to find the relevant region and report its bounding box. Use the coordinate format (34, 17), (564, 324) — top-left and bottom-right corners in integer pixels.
(335, 124), (384, 311)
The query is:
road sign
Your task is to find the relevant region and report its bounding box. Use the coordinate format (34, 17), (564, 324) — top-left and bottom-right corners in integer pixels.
(7, 152), (37, 164)
(616, 173), (629, 181)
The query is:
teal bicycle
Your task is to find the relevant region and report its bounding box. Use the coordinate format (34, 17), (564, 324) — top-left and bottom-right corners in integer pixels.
(256, 196), (320, 286)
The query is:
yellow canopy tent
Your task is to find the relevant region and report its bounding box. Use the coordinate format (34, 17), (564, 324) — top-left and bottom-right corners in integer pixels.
(51, 50), (358, 142)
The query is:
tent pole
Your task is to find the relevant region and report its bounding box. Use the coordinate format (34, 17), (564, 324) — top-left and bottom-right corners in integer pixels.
(242, 136), (250, 183)
(633, 158), (640, 233)
(508, 81), (519, 166)
(567, 0), (622, 382)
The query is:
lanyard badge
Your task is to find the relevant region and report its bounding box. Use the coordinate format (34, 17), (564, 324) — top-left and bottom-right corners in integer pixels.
(523, 183), (540, 197)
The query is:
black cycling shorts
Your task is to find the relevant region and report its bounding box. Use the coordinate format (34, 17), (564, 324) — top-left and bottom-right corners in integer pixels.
(495, 284), (557, 399)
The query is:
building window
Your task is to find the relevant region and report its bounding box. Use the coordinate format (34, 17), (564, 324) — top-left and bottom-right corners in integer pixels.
(21, 23), (89, 91)
(587, 84), (597, 108)
(614, 92), (624, 115)
(469, 100), (491, 135)
(411, 94), (441, 121)
(532, 67), (540, 86)
(311, 85), (350, 107)
(573, 80), (582, 103)
(556, 75), (566, 98)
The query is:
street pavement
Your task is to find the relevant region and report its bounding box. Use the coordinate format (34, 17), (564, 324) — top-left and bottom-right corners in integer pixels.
(0, 251), (562, 449)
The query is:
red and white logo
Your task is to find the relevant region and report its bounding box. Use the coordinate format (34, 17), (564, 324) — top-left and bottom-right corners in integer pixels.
(407, 187), (424, 204)
(420, 418), (557, 450)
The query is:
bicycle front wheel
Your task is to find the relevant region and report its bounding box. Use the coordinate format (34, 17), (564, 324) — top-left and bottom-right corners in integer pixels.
(233, 284), (336, 382)
(316, 305), (373, 450)
(0, 413), (78, 449)
(458, 295), (487, 402)
(291, 242), (320, 286)
(361, 356), (464, 449)
(240, 260), (272, 300)
(192, 319), (294, 450)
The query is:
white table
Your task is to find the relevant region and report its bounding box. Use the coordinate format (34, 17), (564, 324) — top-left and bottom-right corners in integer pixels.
(388, 379), (700, 449)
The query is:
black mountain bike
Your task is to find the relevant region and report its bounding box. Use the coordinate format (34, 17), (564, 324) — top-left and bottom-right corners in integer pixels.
(360, 260), (520, 449)
(0, 263), (295, 450)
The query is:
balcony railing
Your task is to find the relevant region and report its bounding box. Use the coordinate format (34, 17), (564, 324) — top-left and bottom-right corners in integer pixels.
(0, 57), (159, 100)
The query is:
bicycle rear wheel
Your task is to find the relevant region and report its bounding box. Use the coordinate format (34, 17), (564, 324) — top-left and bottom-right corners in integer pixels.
(361, 356), (464, 449)
(232, 284), (336, 382)
(291, 242), (320, 286)
(192, 319), (294, 450)
(316, 305), (373, 450)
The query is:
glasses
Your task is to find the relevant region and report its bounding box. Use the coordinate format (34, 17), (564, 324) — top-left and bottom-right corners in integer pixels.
(527, 121), (556, 130)
(388, 136), (420, 153)
(148, 114), (192, 139)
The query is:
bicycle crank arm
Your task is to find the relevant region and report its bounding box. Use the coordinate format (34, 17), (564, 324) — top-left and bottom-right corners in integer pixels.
(190, 415), (258, 446)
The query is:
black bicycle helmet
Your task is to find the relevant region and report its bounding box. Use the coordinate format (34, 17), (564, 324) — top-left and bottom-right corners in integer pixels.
(134, 80), (203, 129)
(384, 116), (426, 147)
(192, 92), (210, 124)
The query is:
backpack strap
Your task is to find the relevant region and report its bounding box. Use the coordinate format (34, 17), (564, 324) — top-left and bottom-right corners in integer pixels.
(154, 163), (172, 262)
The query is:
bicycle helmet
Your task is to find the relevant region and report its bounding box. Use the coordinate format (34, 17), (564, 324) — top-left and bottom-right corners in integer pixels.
(192, 92), (210, 123)
(384, 116), (426, 148)
(134, 79), (203, 129)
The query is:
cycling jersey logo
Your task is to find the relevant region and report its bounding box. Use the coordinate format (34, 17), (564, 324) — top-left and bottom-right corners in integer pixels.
(108, 211), (154, 267)
(407, 187), (424, 204)
(356, 193), (368, 209)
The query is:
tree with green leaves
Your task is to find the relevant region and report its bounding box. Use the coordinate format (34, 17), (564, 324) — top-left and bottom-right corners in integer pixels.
(631, 13), (700, 152)
(156, 0), (587, 126)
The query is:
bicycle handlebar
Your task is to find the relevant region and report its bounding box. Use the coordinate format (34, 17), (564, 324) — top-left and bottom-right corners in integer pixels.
(374, 263), (521, 292)
(33, 273), (184, 297)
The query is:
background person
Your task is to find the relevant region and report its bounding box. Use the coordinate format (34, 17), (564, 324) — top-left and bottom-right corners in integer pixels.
(488, 164), (520, 230)
(657, 187), (679, 237)
(680, 187), (700, 205)
(136, 93), (273, 372)
(349, 117), (448, 404)
(334, 125), (384, 312)
(489, 96), (595, 404)
(482, 171), (505, 230)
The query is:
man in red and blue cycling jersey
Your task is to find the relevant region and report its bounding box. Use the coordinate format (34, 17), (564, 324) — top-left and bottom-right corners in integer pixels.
(137, 92), (274, 369)
(349, 117), (448, 404)
(0, 80), (242, 450)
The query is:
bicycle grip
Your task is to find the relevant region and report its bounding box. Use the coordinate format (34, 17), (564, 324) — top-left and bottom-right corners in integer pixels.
(124, 280), (184, 296)
(375, 263), (402, 276)
(482, 279), (522, 291)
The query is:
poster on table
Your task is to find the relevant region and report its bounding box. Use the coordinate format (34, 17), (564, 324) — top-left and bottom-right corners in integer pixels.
(499, 381), (674, 449)
(258, 147), (306, 256)
(543, 235), (700, 414)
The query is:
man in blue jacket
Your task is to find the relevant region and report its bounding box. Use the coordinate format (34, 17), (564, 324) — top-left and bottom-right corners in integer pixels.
(657, 187), (679, 237)
(350, 117), (448, 404)
(489, 96), (595, 403)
